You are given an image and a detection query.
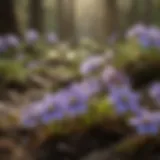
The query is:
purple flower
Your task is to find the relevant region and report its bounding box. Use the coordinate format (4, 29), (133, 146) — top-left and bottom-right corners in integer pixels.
(0, 36), (8, 53)
(46, 32), (58, 44)
(25, 29), (39, 44)
(101, 65), (117, 85)
(22, 117), (38, 128)
(80, 55), (104, 76)
(125, 24), (160, 48)
(147, 26), (160, 48)
(149, 82), (160, 106)
(125, 23), (148, 39)
(5, 34), (20, 48)
(69, 78), (101, 102)
(108, 85), (141, 114)
(65, 92), (88, 117)
(41, 90), (69, 123)
(20, 101), (47, 127)
(41, 107), (64, 123)
(102, 66), (130, 88)
(129, 109), (159, 135)
(108, 86), (130, 114)
(138, 33), (152, 48)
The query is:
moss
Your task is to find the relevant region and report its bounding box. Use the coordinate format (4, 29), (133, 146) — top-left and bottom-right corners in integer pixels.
(0, 60), (28, 86)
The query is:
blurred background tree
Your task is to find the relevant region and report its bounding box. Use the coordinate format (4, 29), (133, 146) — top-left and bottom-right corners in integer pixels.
(0, 0), (19, 35)
(56, 0), (76, 44)
(28, 0), (44, 33)
(1, 0), (160, 43)
(105, 0), (119, 36)
(143, 0), (153, 25)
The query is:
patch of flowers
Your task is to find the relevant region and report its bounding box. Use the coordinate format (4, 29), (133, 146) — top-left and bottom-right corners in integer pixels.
(126, 23), (160, 49)
(19, 44), (160, 137)
(0, 26), (159, 137)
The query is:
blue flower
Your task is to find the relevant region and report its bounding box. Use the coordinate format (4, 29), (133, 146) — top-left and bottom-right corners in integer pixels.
(148, 26), (160, 48)
(138, 34), (152, 48)
(40, 90), (69, 123)
(66, 96), (88, 117)
(41, 107), (64, 123)
(64, 86), (89, 117)
(22, 117), (38, 128)
(108, 87), (130, 114)
(20, 101), (47, 128)
(5, 34), (20, 48)
(108, 85), (141, 114)
(149, 82), (160, 106)
(0, 36), (8, 53)
(125, 23), (148, 39)
(69, 78), (101, 102)
(46, 32), (58, 44)
(25, 29), (39, 45)
(129, 109), (159, 135)
(80, 55), (104, 76)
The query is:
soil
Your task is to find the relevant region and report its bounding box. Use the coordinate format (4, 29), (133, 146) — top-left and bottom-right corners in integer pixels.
(34, 124), (126, 160)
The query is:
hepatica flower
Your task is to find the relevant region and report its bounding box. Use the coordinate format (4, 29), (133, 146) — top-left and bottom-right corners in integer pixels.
(129, 109), (159, 135)
(65, 91), (88, 117)
(108, 85), (141, 114)
(80, 55), (104, 76)
(148, 82), (160, 106)
(80, 78), (102, 97)
(67, 96), (88, 117)
(0, 36), (8, 53)
(126, 24), (160, 49)
(22, 116), (39, 128)
(46, 32), (58, 44)
(70, 78), (101, 102)
(138, 33), (151, 48)
(21, 101), (48, 128)
(102, 66), (130, 89)
(69, 82), (89, 102)
(125, 23), (148, 39)
(41, 105), (64, 124)
(148, 26), (160, 48)
(5, 34), (20, 48)
(20, 92), (66, 127)
(41, 90), (68, 124)
(25, 29), (39, 45)
(101, 65), (118, 85)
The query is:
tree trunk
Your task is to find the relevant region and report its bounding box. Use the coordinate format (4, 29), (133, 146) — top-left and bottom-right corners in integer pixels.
(105, 0), (119, 36)
(127, 0), (139, 26)
(56, 0), (76, 43)
(28, 0), (44, 33)
(67, 0), (77, 46)
(0, 0), (19, 35)
(143, 0), (153, 25)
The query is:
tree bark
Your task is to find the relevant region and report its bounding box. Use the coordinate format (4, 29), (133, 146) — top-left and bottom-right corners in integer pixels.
(0, 0), (19, 35)
(28, 0), (44, 33)
(105, 0), (119, 36)
(56, 0), (76, 43)
(143, 0), (153, 25)
(67, 0), (77, 46)
(127, 0), (139, 26)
